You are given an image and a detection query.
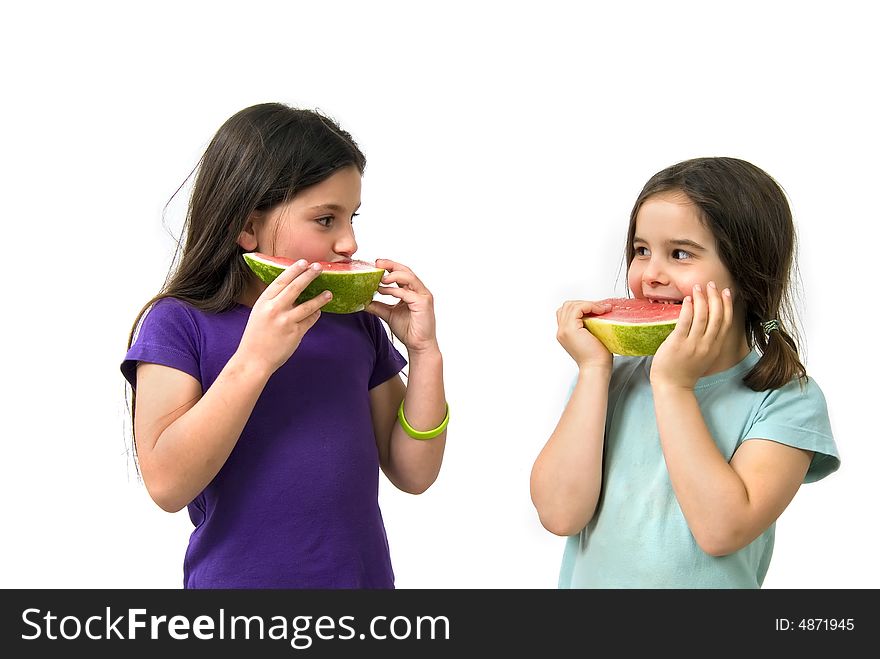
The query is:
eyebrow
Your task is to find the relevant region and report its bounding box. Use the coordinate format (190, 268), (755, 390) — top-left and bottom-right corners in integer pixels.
(308, 203), (361, 213)
(633, 236), (707, 251)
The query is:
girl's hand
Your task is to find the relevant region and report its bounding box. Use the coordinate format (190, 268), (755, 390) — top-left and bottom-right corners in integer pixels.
(366, 259), (438, 355)
(650, 281), (733, 389)
(238, 260), (332, 374)
(556, 300), (613, 370)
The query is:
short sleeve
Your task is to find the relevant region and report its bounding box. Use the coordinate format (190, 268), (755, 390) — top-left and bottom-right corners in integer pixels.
(746, 377), (840, 483)
(121, 298), (203, 388)
(365, 313), (407, 389)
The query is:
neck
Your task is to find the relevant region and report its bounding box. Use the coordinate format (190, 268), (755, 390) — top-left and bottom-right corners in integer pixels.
(236, 278), (266, 308)
(703, 332), (751, 376)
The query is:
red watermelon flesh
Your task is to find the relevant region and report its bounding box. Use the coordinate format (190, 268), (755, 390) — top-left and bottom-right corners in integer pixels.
(245, 252), (378, 271)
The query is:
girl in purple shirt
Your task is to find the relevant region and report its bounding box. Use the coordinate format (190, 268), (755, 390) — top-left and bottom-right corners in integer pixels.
(122, 103), (448, 588)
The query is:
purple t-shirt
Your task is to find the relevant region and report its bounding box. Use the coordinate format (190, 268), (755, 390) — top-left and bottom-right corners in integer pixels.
(121, 297), (407, 588)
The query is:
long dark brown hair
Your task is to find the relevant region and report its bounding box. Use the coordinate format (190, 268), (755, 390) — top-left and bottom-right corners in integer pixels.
(126, 103), (366, 455)
(625, 157), (806, 391)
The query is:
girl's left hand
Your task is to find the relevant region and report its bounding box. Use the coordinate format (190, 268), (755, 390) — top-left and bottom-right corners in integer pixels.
(366, 259), (438, 355)
(650, 281), (734, 389)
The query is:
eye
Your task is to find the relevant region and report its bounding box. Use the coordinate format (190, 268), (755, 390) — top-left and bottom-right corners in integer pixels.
(350, 212), (359, 224)
(672, 248), (691, 260)
(634, 245), (650, 257)
(316, 216), (333, 228)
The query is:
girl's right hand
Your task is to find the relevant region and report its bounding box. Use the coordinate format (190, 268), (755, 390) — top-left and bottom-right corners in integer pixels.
(556, 300), (613, 370)
(238, 260), (332, 374)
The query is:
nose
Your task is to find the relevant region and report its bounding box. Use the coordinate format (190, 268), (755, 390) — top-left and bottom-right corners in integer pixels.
(641, 255), (669, 287)
(334, 222), (358, 258)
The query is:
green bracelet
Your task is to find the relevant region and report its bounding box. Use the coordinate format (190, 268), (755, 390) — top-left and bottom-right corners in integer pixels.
(397, 400), (449, 440)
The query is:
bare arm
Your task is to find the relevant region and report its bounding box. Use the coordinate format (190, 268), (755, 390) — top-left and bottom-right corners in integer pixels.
(366, 259), (447, 495)
(653, 385), (812, 555)
(530, 364), (610, 536)
(134, 358), (271, 512)
(650, 281), (811, 555)
(133, 260), (329, 512)
(370, 348), (447, 494)
(530, 299), (615, 536)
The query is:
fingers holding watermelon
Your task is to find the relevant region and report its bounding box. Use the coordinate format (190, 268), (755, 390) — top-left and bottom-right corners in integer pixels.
(651, 281), (734, 388)
(238, 261), (332, 374)
(375, 259), (428, 292)
(556, 300), (614, 370)
(366, 259), (439, 355)
(270, 261), (332, 310)
(263, 260), (324, 303)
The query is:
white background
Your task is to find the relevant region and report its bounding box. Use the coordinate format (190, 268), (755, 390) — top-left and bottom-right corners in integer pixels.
(2, 1), (877, 589)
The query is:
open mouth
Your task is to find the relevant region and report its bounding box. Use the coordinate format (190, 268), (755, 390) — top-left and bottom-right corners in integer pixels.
(648, 298), (683, 305)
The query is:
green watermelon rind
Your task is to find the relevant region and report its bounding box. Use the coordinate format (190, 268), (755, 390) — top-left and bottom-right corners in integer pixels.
(242, 253), (384, 314)
(583, 316), (677, 356)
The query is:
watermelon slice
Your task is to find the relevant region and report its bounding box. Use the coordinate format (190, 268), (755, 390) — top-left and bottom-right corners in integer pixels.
(583, 297), (681, 356)
(242, 252), (384, 314)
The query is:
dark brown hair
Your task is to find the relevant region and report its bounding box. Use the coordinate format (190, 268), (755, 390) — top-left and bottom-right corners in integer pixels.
(125, 103), (366, 456)
(625, 157), (806, 391)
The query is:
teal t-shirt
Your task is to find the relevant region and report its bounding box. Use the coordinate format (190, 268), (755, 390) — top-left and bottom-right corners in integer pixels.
(558, 351), (839, 589)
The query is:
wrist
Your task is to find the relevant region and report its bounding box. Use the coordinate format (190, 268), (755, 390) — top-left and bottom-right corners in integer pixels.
(407, 341), (442, 364)
(577, 360), (612, 378)
(650, 378), (695, 396)
(227, 351), (274, 384)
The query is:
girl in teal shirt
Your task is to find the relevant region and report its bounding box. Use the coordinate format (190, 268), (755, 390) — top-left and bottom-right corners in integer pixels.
(531, 157), (839, 588)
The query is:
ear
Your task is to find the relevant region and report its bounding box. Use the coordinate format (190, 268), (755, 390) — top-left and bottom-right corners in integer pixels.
(236, 213), (260, 252)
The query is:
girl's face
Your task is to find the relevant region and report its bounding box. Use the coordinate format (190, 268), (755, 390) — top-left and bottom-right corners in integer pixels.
(627, 192), (737, 305)
(240, 165), (362, 263)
